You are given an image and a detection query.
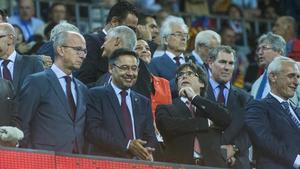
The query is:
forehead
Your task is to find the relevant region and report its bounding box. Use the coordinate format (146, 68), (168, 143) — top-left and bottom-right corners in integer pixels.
(116, 54), (137, 64)
(216, 51), (235, 61)
(146, 17), (156, 25)
(53, 5), (66, 10)
(67, 33), (85, 45)
(171, 24), (186, 33)
(280, 61), (299, 74)
(137, 40), (148, 46)
(258, 42), (272, 47)
(123, 13), (138, 24)
(179, 66), (193, 73)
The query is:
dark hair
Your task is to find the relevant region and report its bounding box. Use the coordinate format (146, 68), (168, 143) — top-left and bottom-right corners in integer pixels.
(138, 13), (155, 25)
(108, 48), (139, 65)
(209, 45), (236, 62)
(175, 63), (208, 96)
(106, 1), (138, 24)
(0, 9), (8, 22)
(50, 2), (66, 12)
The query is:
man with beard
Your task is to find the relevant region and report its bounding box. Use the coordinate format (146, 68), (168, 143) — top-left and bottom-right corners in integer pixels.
(85, 48), (157, 160)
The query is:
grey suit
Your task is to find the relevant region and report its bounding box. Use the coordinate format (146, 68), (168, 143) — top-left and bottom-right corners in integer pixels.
(0, 53), (44, 94)
(17, 69), (88, 153)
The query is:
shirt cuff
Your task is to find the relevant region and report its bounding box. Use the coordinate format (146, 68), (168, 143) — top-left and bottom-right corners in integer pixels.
(293, 154), (300, 168)
(126, 140), (132, 150)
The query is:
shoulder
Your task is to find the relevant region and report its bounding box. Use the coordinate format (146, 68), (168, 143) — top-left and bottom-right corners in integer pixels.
(132, 90), (150, 102)
(84, 32), (105, 44)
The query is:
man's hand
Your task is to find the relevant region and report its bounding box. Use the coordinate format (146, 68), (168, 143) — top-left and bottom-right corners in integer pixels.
(128, 139), (152, 160)
(179, 87), (197, 101)
(136, 25), (152, 41)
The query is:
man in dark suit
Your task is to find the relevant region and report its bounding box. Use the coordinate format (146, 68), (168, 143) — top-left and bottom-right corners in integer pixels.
(245, 56), (300, 169)
(0, 23), (44, 94)
(207, 45), (252, 169)
(156, 63), (231, 166)
(149, 15), (189, 96)
(17, 31), (88, 153)
(76, 1), (138, 85)
(86, 48), (157, 160)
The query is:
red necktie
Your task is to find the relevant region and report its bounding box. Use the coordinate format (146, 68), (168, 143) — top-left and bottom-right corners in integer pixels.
(217, 84), (226, 105)
(120, 90), (133, 139)
(187, 101), (201, 155)
(64, 76), (76, 120)
(2, 60), (12, 81)
(173, 57), (181, 66)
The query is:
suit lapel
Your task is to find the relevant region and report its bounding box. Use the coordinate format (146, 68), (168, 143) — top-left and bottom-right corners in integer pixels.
(46, 69), (71, 119)
(162, 54), (177, 76)
(173, 98), (193, 118)
(130, 91), (140, 138)
(74, 79), (84, 121)
(106, 84), (127, 137)
(12, 54), (22, 90)
(207, 83), (216, 101)
(226, 87), (237, 112)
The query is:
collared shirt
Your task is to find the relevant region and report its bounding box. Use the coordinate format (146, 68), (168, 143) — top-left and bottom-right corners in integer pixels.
(269, 92), (300, 168)
(1, 50), (17, 79)
(102, 29), (107, 35)
(8, 16), (44, 42)
(191, 50), (204, 66)
(111, 81), (136, 139)
(51, 64), (77, 104)
(165, 51), (185, 65)
(209, 78), (230, 106)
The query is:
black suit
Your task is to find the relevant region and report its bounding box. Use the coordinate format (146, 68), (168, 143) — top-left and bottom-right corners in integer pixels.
(156, 96), (231, 167)
(76, 31), (108, 85)
(207, 83), (252, 169)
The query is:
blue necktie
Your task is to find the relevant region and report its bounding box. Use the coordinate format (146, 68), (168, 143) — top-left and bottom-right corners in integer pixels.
(255, 71), (267, 99)
(282, 101), (300, 129)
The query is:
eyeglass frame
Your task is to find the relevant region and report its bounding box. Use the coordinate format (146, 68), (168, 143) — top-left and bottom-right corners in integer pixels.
(256, 45), (274, 53)
(168, 32), (190, 39)
(176, 71), (199, 79)
(61, 45), (87, 55)
(113, 63), (139, 72)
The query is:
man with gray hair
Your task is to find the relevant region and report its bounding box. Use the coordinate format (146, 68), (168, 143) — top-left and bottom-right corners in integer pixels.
(0, 22), (44, 94)
(245, 56), (300, 169)
(149, 15), (189, 96)
(18, 31), (88, 153)
(187, 30), (221, 73)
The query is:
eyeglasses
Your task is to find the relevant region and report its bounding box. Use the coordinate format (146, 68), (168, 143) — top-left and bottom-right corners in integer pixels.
(199, 43), (212, 50)
(61, 45), (87, 55)
(176, 71), (198, 79)
(169, 32), (189, 39)
(113, 64), (139, 72)
(256, 46), (274, 53)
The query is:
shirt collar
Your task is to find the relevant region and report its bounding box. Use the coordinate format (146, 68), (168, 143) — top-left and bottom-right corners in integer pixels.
(111, 81), (131, 97)
(102, 29), (107, 35)
(166, 50), (184, 60)
(6, 50), (17, 63)
(270, 92), (288, 103)
(51, 64), (73, 79)
(180, 97), (188, 103)
(209, 77), (231, 90)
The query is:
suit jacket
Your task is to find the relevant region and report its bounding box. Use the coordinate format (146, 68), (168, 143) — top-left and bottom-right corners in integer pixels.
(156, 96), (231, 167)
(36, 41), (55, 61)
(207, 83), (252, 169)
(17, 69), (88, 153)
(76, 31), (108, 85)
(0, 79), (19, 127)
(245, 94), (300, 169)
(0, 53), (44, 95)
(85, 84), (157, 158)
(149, 53), (178, 97)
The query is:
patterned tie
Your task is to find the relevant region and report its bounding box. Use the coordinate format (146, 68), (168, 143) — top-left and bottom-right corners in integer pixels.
(217, 84), (226, 105)
(173, 57), (181, 66)
(120, 90), (133, 139)
(282, 101), (300, 128)
(2, 60), (12, 81)
(186, 101), (201, 155)
(64, 76), (76, 121)
(256, 71), (267, 99)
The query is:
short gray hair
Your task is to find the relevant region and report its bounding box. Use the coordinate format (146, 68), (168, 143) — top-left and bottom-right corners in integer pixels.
(107, 25), (137, 50)
(258, 32), (286, 56)
(50, 22), (79, 41)
(267, 56), (296, 75)
(195, 30), (221, 49)
(209, 45), (236, 62)
(160, 15), (188, 44)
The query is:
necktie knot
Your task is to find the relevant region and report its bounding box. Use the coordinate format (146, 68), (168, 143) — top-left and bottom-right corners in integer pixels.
(219, 83), (226, 90)
(173, 56), (181, 66)
(120, 90), (128, 98)
(2, 60), (10, 66)
(282, 101), (290, 111)
(64, 76), (72, 84)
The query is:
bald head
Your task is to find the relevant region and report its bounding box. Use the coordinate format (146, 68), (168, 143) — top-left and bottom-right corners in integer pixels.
(0, 23), (17, 58)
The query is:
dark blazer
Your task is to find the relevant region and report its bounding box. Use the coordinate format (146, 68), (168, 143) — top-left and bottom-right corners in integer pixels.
(36, 41), (55, 61)
(156, 96), (231, 167)
(85, 84), (157, 158)
(0, 53), (44, 94)
(207, 83), (252, 169)
(17, 69), (88, 153)
(0, 79), (19, 127)
(76, 31), (108, 85)
(245, 94), (300, 169)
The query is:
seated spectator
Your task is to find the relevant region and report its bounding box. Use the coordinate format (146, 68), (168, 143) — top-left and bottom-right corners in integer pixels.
(8, 0), (44, 42)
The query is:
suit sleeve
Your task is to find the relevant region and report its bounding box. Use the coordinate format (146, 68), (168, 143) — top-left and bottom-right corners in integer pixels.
(192, 95), (231, 129)
(142, 99), (158, 148)
(156, 104), (209, 138)
(17, 75), (42, 148)
(245, 99), (299, 166)
(85, 89), (130, 157)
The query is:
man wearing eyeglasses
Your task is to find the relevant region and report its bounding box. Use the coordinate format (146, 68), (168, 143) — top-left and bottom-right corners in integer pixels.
(17, 31), (88, 154)
(86, 48), (157, 160)
(207, 45), (252, 169)
(156, 62), (231, 166)
(0, 22), (44, 95)
(149, 15), (189, 98)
